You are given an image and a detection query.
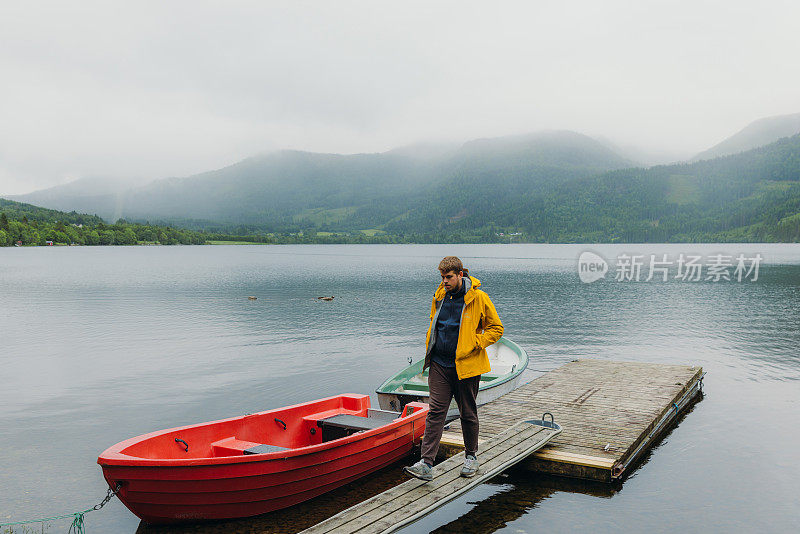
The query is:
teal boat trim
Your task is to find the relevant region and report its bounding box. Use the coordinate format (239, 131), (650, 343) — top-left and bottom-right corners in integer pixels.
(375, 337), (529, 397)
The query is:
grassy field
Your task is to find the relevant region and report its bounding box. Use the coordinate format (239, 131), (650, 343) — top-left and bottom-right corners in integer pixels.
(294, 206), (356, 225)
(360, 229), (385, 236)
(206, 240), (266, 245)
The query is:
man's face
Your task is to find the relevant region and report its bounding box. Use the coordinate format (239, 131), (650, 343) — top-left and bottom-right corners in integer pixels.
(440, 270), (463, 292)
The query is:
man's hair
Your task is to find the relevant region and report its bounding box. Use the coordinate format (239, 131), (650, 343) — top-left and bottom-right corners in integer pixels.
(438, 256), (463, 274)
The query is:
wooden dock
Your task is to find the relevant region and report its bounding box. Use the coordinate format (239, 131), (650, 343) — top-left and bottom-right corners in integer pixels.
(301, 420), (561, 534)
(441, 359), (704, 481)
(233, 359), (703, 534)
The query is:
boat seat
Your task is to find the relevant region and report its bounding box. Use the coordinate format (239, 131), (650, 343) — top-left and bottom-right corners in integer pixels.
(366, 408), (401, 422)
(212, 437), (289, 456)
(317, 414), (387, 431)
(317, 414), (388, 442)
(401, 383), (430, 392)
(243, 444), (290, 455)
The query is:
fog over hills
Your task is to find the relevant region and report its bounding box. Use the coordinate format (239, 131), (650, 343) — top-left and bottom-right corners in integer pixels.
(7, 116), (800, 243)
(593, 137), (690, 167)
(3, 2), (799, 200)
(453, 130), (634, 169)
(371, 133), (800, 242)
(6, 132), (800, 244)
(4, 131), (800, 243)
(692, 113), (800, 162)
(10, 176), (139, 223)
(9, 130), (631, 229)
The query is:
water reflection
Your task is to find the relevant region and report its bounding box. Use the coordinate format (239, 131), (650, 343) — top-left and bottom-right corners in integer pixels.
(428, 473), (617, 534)
(1, 244), (799, 533)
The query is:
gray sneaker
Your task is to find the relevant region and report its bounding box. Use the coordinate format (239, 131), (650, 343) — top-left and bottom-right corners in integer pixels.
(461, 454), (479, 477)
(404, 460), (433, 481)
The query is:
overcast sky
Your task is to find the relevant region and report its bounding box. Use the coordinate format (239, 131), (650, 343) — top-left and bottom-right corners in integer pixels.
(1, 1), (799, 195)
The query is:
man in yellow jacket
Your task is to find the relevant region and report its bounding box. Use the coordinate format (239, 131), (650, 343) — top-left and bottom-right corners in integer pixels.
(404, 256), (504, 481)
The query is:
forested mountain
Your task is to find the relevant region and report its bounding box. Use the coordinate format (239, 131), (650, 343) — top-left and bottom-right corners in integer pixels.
(10, 131), (631, 233)
(536, 134), (800, 242)
(380, 133), (800, 243)
(692, 112), (800, 161)
(10, 151), (439, 226)
(7, 128), (800, 244)
(372, 131), (633, 237)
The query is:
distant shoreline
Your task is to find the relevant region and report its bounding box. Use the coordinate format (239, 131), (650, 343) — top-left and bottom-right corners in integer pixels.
(5, 241), (800, 248)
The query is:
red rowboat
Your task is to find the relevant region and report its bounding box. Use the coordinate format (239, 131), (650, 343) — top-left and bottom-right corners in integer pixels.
(97, 394), (428, 524)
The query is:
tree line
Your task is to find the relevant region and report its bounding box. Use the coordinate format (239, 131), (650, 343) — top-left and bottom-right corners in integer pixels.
(0, 213), (207, 246)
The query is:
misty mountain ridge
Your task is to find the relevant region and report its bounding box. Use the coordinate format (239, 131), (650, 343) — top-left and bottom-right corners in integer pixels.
(692, 112), (800, 161)
(11, 175), (138, 222)
(454, 130), (635, 169)
(10, 129), (630, 227)
(384, 140), (462, 161)
(8, 115), (800, 242)
(593, 136), (690, 166)
(381, 133), (800, 240)
(5, 133), (800, 243)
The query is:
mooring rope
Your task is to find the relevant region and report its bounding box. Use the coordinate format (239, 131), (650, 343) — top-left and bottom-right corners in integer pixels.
(0, 483), (121, 534)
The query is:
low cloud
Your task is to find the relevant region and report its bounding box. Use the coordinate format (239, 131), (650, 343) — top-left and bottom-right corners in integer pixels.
(2, 1), (799, 194)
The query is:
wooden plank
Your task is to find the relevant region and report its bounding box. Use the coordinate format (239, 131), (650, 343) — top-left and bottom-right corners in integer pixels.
(371, 436), (554, 534)
(305, 424), (544, 534)
(302, 420), (560, 534)
(440, 435), (616, 468)
(441, 359), (702, 479)
(439, 431), (616, 469)
(530, 448), (616, 468)
(331, 429), (550, 534)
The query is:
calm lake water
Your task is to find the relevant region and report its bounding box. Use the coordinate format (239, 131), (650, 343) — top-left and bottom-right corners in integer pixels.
(1, 244), (798, 533)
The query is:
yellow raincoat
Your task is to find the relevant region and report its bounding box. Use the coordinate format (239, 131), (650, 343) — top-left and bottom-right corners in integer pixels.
(424, 275), (504, 380)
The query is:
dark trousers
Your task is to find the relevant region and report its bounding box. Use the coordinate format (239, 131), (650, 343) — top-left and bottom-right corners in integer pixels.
(420, 361), (480, 465)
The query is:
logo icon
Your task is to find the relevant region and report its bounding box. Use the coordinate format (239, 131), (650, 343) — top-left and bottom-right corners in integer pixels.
(578, 251), (608, 283)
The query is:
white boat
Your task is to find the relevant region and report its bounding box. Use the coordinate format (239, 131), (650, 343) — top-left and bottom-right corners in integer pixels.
(375, 337), (528, 420)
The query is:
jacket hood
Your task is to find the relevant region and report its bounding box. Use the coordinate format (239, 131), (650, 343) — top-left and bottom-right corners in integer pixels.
(436, 275), (481, 299)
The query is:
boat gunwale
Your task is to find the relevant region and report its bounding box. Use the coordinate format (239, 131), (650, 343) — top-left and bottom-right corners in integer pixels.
(101, 429), (419, 481)
(97, 395), (428, 468)
(375, 337), (529, 395)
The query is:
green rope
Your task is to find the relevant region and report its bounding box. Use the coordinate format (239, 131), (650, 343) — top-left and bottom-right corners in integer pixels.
(1, 508), (90, 533)
(1, 483), (120, 533)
